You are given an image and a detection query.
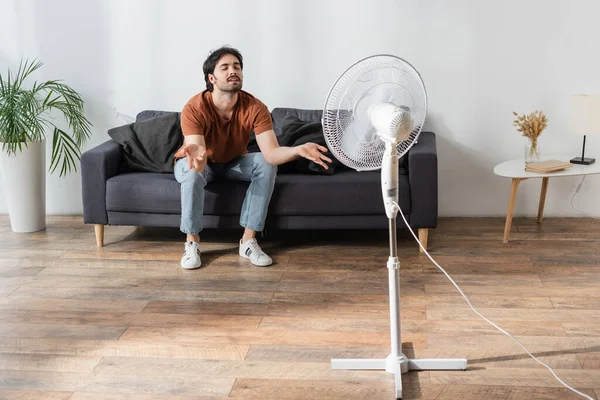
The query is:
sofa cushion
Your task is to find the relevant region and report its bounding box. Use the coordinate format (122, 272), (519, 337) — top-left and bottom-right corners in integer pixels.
(136, 110), (177, 122)
(270, 170), (410, 216)
(105, 170), (410, 216)
(271, 108), (323, 138)
(106, 172), (248, 215)
(277, 116), (349, 175)
(108, 112), (183, 173)
(106, 173), (181, 214)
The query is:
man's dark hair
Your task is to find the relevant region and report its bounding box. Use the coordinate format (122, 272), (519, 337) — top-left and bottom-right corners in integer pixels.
(203, 46), (243, 92)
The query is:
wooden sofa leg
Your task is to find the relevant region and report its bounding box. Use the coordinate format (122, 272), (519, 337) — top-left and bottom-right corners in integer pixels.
(95, 224), (104, 247)
(418, 228), (428, 253)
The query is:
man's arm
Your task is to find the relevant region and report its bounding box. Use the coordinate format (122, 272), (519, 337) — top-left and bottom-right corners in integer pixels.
(255, 130), (332, 170)
(180, 102), (211, 173)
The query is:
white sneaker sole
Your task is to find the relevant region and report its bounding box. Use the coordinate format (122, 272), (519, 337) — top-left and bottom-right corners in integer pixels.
(239, 252), (272, 267)
(180, 259), (202, 270)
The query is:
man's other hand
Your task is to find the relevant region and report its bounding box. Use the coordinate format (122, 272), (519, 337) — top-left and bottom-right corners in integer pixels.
(297, 143), (333, 170)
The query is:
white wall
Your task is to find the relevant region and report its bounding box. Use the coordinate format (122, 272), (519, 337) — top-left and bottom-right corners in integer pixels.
(1, 0), (600, 217)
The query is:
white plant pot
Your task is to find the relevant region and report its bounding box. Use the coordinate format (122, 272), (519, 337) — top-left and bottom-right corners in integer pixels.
(0, 140), (46, 232)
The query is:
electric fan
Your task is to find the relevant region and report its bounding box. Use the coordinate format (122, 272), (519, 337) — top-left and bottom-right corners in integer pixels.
(323, 54), (467, 399)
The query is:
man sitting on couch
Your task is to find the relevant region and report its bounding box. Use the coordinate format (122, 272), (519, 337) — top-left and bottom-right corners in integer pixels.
(173, 46), (331, 269)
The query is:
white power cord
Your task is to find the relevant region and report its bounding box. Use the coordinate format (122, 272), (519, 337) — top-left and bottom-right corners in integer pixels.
(392, 201), (593, 400)
(570, 176), (596, 219)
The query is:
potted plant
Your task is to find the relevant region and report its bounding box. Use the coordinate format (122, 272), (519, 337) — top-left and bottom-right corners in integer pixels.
(0, 59), (92, 232)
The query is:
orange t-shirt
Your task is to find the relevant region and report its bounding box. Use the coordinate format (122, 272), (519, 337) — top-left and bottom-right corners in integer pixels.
(174, 90), (273, 164)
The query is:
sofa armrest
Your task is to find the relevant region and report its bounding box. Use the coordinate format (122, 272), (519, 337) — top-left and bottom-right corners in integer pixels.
(407, 131), (438, 228)
(81, 140), (122, 225)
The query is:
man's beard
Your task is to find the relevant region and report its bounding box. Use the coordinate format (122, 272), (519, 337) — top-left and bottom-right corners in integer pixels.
(216, 78), (242, 93)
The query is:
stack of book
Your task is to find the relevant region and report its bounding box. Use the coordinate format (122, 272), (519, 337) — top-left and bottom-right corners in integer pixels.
(525, 159), (573, 173)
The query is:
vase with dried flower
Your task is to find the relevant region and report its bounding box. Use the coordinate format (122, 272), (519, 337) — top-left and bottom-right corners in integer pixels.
(513, 110), (547, 163)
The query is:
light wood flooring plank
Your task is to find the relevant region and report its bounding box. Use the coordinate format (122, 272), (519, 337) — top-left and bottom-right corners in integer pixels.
(429, 368), (600, 389)
(402, 385), (597, 400)
(427, 307), (600, 322)
(0, 323), (126, 340)
(0, 310), (262, 329)
(0, 297), (148, 313)
(0, 390), (73, 400)
(11, 287), (273, 304)
(0, 371), (235, 397)
(228, 378), (398, 399)
(0, 337), (249, 360)
(119, 326), (427, 348)
(69, 393), (227, 400)
(0, 354), (102, 373)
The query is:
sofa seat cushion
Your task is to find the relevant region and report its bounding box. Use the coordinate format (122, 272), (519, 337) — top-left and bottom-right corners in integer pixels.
(106, 172), (248, 215)
(270, 170), (410, 216)
(106, 170), (411, 216)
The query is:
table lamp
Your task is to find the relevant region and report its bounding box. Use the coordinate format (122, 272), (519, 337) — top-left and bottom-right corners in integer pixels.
(568, 94), (600, 165)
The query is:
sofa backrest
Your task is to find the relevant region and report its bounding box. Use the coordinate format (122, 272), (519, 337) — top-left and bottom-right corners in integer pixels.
(135, 108), (324, 140)
(134, 108), (409, 168)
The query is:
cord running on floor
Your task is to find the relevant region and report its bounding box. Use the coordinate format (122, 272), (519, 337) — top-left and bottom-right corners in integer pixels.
(392, 201), (593, 400)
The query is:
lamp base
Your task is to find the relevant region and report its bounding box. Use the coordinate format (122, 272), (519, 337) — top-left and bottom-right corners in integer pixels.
(570, 156), (595, 165)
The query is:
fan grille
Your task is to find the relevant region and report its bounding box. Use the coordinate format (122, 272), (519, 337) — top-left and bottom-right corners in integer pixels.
(322, 55), (427, 171)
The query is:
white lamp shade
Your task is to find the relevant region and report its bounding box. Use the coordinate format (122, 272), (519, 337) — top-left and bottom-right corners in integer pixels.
(569, 94), (600, 136)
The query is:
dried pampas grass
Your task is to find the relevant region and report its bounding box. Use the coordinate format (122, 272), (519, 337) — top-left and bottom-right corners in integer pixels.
(513, 110), (548, 148)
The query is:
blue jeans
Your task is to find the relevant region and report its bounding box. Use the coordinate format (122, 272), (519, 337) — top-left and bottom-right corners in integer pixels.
(174, 153), (277, 234)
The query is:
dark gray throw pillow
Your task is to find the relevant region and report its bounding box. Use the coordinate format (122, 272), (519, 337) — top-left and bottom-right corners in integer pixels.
(108, 112), (184, 173)
(278, 115), (346, 175)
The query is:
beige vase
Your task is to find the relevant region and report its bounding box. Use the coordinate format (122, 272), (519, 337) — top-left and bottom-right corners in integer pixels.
(0, 139), (46, 232)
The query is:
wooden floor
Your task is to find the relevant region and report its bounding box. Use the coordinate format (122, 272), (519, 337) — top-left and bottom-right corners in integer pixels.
(0, 215), (599, 399)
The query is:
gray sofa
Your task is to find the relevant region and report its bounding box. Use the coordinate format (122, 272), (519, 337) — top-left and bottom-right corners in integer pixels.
(81, 108), (438, 251)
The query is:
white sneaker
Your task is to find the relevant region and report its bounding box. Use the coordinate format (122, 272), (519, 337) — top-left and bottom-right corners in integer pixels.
(239, 238), (272, 267)
(181, 241), (202, 269)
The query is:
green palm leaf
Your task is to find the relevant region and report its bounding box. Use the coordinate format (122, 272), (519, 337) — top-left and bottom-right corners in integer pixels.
(0, 58), (92, 177)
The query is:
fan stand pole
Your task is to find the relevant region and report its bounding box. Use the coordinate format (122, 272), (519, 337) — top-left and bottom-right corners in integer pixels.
(331, 143), (467, 400)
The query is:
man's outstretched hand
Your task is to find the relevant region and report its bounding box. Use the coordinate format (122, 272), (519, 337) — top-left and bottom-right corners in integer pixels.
(297, 143), (333, 170)
(184, 144), (212, 173)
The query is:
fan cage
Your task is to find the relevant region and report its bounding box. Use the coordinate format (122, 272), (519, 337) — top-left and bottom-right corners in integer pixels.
(322, 55), (427, 171)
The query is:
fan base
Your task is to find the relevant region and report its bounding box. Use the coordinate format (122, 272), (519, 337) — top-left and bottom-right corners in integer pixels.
(331, 356), (467, 399)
